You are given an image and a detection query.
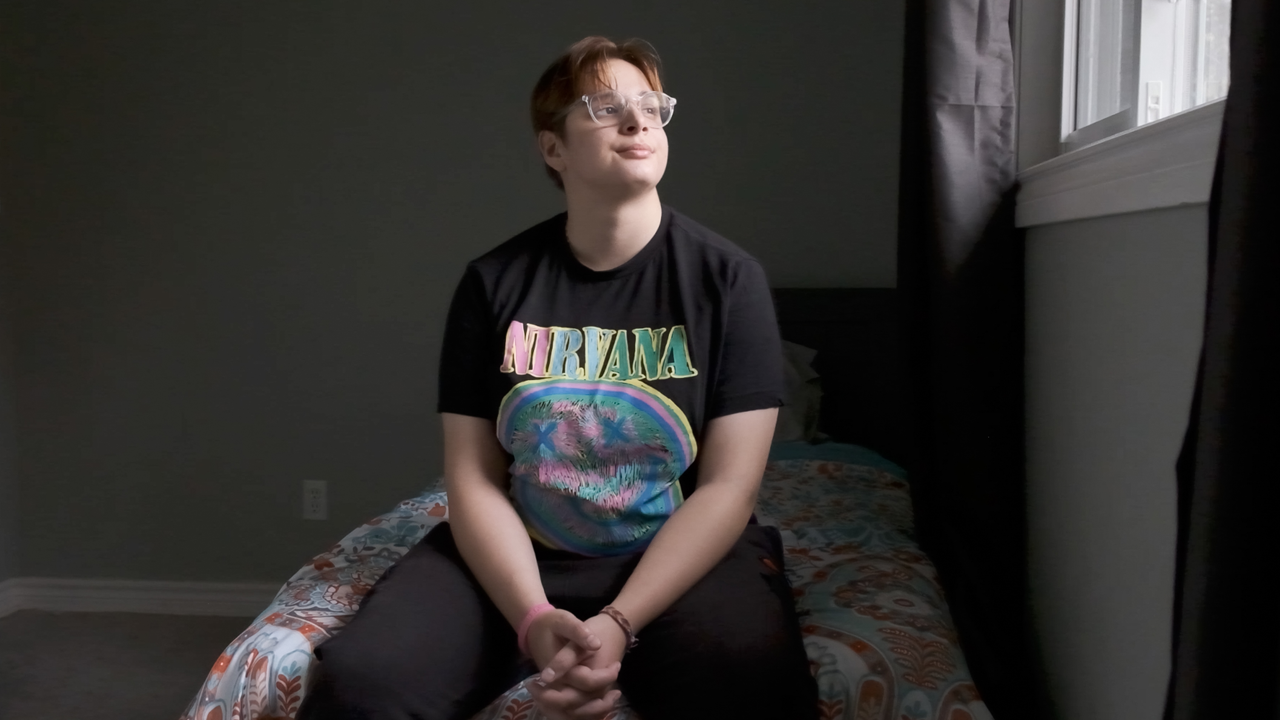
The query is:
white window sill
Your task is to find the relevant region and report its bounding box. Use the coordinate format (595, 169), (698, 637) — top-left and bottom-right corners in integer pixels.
(1015, 98), (1224, 228)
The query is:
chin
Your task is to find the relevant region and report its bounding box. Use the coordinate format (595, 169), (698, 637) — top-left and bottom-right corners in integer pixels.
(618, 164), (667, 189)
(584, 174), (659, 196)
(621, 176), (663, 195)
(572, 163), (666, 195)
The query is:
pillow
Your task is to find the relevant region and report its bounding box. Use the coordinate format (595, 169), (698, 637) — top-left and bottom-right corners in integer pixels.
(773, 340), (823, 442)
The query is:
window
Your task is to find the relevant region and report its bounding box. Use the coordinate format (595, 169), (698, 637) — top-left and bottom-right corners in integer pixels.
(1063, 0), (1231, 151)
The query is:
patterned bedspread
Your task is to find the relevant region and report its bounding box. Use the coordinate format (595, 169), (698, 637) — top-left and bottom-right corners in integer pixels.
(180, 443), (992, 720)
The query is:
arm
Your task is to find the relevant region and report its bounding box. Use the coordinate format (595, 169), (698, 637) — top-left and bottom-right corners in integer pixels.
(443, 412), (610, 661)
(539, 406), (778, 681)
(541, 260), (784, 678)
(438, 269), (616, 719)
(610, 406), (778, 631)
(446, 412), (620, 719)
(440, 412), (548, 629)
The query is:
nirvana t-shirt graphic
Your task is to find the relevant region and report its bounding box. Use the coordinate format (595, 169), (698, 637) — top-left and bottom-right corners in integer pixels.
(438, 205), (785, 557)
(496, 321), (699, 556)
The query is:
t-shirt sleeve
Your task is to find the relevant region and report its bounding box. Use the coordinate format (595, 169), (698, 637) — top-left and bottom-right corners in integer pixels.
(437, 264), (500, 420)
(707, 258), (786, 419)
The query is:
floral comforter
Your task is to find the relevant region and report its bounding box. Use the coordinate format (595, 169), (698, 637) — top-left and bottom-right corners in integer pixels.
(180, 443), (992, 720)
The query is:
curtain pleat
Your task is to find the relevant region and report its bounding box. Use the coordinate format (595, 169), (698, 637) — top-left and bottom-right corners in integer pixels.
(897, 0), (1051, 716)
(1165, 0), (1280, 717)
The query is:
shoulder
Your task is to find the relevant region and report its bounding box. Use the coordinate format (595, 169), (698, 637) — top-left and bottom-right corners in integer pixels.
(458, 212), (565, 285)
(666, 207), (769, 284)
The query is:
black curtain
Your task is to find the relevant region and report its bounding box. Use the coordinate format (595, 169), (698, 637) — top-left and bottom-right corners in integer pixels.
(897, 0), (1052, 717)
(1165, 0), (1280, 717)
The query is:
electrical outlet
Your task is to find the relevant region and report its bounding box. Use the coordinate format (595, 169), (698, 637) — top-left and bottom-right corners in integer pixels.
(303, 480), (328, 520)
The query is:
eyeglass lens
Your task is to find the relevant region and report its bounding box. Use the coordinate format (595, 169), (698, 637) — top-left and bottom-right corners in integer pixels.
(586, 91), (674, 127)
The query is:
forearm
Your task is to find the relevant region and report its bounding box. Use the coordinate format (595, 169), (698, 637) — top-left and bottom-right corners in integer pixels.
(606, 408), (776, 633)
(608, 479), (757, 632)
(441, 412), (547, 631)
(447, 477), (548, 630)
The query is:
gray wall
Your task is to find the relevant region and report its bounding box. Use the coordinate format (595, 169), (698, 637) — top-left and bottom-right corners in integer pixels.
(0, 1), (903, 581)
(1026, 205), (1207, 720)
(0, 249), (16, 583)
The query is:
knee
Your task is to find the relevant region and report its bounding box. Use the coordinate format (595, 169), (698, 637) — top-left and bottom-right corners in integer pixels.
(300, 628), (523, 720)
(305, 640), (404, 707)
(620, 601), (816, 718)
(622, 628), (817, 720)
(682, 580), (796, 649)
(632, 595), (804, 681)
(686, 619), (802, 679)
(301, 643), (442, 720)
(297, 660), (365, 720)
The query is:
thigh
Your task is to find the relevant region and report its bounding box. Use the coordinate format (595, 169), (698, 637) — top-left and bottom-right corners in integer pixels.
(617, 524), (818, 720)
(297, 522), (531, 720)
(537, 547), (640, 621)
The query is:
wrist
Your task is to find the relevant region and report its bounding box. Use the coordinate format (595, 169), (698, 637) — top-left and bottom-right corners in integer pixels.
(599, 605), (639, 653)
(516, 602), (555, 657)
(605, 598), (646, 634)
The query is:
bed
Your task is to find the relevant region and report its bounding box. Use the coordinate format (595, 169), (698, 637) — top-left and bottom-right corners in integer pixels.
(179, 289), (993, 720)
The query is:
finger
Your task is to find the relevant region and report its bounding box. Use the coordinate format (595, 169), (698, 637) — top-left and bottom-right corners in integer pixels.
(541, 642), (591, 683)
(525, 680), (565, 719)
(561, 662), (621, 693)
(569, 688), (622, 719)
(524, 678), (546, 704)
(552, 612), (601, 651)
(529, 681), (592, 715)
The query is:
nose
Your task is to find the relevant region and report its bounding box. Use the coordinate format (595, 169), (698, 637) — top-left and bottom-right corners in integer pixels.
(618, 103), (646, 133)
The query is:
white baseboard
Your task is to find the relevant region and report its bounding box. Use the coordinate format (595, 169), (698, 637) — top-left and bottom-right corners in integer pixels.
(0, 577), (281, 619)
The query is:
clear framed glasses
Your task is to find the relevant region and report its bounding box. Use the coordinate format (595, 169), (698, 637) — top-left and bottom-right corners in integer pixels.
(572, 90), (677, 127)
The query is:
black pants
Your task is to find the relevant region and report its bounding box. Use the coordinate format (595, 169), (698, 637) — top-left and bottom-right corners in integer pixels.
(296, 521), (818, 720)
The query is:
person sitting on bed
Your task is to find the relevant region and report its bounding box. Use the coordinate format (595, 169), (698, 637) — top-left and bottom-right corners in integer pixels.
(295, 35), (818, 720)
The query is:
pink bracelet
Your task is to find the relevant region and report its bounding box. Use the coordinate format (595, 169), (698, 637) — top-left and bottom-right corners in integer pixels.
(516, 602), (555, 656)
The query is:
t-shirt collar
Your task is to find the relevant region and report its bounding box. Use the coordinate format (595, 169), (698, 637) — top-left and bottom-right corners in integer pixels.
(555, 204), (672, 282)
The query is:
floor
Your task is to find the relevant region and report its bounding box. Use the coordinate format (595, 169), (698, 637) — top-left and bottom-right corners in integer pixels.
(0, 610), (253, 720)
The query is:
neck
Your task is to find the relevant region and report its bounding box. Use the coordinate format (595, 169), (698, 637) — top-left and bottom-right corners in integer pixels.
(563, 188), (663, 272)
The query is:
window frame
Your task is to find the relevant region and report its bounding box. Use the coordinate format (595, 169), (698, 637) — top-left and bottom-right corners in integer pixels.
(1063, 0), (1144, 152)
(1015, 0), (1224, 228)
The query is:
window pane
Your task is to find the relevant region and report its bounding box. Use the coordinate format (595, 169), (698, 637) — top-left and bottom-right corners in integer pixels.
(1138, 0), (1231, 124)
(1182, 0), (1231, 108)
(1076, 0), (1139, 128)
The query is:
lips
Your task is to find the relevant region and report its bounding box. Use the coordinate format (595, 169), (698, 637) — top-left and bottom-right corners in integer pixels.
(617, 144), (653, 157)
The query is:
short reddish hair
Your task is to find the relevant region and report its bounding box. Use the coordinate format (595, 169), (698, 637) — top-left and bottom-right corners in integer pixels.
(530, 36), (665, 189)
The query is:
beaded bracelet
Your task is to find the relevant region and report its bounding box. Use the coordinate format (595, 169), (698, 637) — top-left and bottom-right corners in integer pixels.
(600, 605), (639, 653)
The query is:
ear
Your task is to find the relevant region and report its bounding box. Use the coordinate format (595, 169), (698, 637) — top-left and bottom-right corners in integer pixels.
(538, 130), (567, 174)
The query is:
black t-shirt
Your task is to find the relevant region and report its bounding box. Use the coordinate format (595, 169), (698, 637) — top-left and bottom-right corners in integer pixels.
(438, 204), (784, 556)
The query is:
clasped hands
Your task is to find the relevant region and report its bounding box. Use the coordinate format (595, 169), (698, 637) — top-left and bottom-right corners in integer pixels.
(524, 609), (630, 720)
